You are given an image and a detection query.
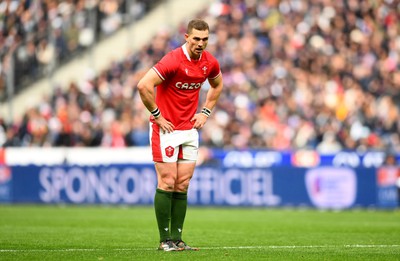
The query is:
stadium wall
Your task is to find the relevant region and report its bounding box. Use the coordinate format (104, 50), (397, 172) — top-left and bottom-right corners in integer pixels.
(0, 148), (398, 209)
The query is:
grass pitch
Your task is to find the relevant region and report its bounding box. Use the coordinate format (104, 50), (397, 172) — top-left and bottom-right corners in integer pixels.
(0, 205), (399, 260)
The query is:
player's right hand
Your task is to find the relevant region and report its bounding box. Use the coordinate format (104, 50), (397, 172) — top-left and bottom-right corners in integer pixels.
(155, 116), (174, 133)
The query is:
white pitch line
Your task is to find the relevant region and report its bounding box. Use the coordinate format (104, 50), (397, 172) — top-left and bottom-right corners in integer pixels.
(0, 245), (399, 252)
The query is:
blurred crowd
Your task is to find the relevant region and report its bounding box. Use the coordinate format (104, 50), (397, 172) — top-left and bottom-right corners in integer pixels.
(0, 0), (161, 100)
(0, 0), (399, 154)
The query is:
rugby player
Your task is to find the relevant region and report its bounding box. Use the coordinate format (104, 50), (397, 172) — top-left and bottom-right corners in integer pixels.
(137, 18), (224, 251)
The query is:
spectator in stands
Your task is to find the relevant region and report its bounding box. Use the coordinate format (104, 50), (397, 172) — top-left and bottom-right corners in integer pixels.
(383, 152), (400, 207)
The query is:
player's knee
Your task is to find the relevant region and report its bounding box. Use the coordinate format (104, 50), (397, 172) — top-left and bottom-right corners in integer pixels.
(160, 176), (176, 190)
(174, 179), (190, 192)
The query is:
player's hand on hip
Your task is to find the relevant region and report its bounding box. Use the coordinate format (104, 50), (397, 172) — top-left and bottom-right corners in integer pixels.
(191, 113), (208, 129)
(155, 116), (174, 133)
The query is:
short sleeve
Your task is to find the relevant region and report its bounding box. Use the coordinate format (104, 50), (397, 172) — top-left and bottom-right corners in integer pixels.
(152, 52), (179, 81)
(208, 56), (221, 80)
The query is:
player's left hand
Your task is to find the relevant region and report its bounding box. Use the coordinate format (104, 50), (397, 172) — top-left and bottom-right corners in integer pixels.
(191, 113), (208, 129)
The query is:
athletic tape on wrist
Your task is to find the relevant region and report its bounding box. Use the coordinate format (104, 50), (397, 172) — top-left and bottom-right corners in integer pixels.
(151, 107), (161, 119)
(201, 107), (211, 117)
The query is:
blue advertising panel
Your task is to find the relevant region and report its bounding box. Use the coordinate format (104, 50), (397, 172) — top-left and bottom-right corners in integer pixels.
(10, 165), (379, 208)
(189, 167), (377, 208)
(208, 149), (395, 168)
(11, 165), (157, 204)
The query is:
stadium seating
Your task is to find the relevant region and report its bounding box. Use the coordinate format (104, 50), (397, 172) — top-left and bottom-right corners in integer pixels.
(0, 0), (399, 154)
(0, 0), (162, 100)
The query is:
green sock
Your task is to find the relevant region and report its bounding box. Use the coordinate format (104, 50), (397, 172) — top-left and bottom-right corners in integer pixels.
(171, 191), (188, 241)
(154, 189), (173, 242)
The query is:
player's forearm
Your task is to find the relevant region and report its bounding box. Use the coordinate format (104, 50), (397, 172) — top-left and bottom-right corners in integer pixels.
(137, 82), (157, 112)
(203, 94), (220, 111)
(203, 81), (223, 111)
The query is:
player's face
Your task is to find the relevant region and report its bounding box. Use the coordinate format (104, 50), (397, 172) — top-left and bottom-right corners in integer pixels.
(185, 29), (209, 59)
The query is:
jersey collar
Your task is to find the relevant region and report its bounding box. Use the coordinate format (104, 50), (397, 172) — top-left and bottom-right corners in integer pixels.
(182, 43), (202, 61)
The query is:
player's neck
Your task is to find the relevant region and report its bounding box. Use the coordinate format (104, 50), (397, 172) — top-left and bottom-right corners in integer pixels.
(188, 50), (201, 61)
(184, 43), (201, 61)
(191, 54), (200, 61)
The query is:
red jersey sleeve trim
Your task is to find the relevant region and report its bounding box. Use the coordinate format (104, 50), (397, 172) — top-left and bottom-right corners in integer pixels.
(152, 67), (165, 81)
(208, 71), (221, 80)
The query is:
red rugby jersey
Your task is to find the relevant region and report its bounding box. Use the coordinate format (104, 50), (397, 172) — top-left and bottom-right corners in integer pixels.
(152, 44), (221, 130)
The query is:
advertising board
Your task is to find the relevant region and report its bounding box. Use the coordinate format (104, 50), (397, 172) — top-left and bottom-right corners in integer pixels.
(9, 165), (380, 208)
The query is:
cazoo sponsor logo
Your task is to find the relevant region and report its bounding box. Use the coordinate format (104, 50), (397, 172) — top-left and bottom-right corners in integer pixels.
(175, 81), (204, 90)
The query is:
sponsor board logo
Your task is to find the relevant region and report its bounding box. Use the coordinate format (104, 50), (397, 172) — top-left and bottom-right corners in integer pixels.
(223, 151), (282, 168)
(305, 167), (356, 209)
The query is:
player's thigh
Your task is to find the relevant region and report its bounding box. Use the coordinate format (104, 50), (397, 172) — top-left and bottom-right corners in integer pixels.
(155, 162), (178, 190)
(175, 161), (196, 191)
